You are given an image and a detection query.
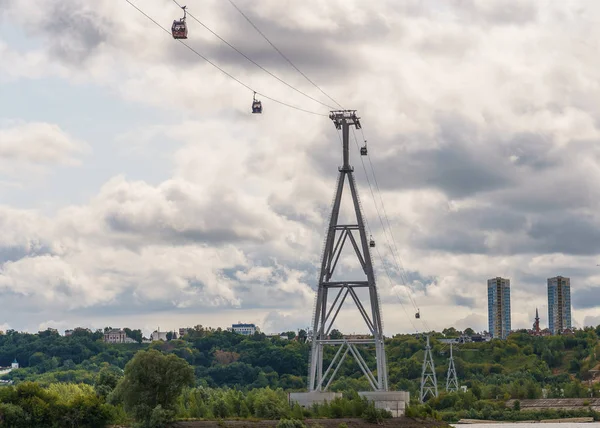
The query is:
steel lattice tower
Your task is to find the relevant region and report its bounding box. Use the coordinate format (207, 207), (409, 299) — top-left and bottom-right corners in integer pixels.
(420, 335), (438, 402)
(308, 110), (388, 392)
(446, 342), (458, 393)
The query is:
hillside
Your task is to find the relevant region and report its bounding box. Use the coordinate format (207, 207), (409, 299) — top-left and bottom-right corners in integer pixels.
(1, 326), (600, 399)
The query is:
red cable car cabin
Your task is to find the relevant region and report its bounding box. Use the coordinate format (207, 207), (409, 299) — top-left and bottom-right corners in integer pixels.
(172, 19), (188, 39)
(172, 6), (188, 40)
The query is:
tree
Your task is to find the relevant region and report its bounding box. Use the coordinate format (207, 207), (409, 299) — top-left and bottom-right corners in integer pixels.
(166, 331), (174, 341)
(464, 328), (475, 336)
(442, 327), (460, 337)
(114, 349), (195, 426)
(124, 328), (143, 343)
(330, 329), (343, 340)
(297, 329), (308, 343)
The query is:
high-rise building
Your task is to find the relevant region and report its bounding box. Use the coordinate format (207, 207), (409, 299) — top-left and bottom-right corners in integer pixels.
(548, 276), (571, 335)
(487, 277), (511, 339)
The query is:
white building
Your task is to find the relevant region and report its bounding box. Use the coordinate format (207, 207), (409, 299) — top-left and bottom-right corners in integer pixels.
(103, 329), (137, 344)
(232, 323), (257, 335)
(11, 359), (18, 369)
(151, 330), (169, 341)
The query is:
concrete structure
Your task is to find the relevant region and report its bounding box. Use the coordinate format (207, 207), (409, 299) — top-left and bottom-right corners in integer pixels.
(548, 276), (572, 335)
(232, 323), (256, 336)
(359, 391), (409, 417)
(487, 277), (511, 339)
(289, 391), (409, 418)
(289, 391), (342, 408)
(11, 359), (18, 369)
(151, 330), (169, 341)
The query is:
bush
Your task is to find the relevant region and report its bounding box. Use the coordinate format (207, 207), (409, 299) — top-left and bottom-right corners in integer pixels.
(277, 418), (306, 428)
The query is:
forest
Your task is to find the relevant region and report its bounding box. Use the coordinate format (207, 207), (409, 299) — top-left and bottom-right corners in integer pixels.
(1, 325), (600, 426)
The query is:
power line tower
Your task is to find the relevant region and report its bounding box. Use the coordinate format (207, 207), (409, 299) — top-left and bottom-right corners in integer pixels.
(420, 335), (438, 402)
(308, 110), (388, 392)
(446, 342), (458, 393)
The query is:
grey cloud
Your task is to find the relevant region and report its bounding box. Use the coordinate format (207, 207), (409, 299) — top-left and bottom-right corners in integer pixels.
(528, 214), (600, 256)
(30, 2), (112, 64)
(572, 287), (600, 310)
(452, 294), (476, 308)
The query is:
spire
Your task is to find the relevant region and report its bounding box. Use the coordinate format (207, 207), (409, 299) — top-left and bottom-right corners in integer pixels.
(535, 308), (539, 319)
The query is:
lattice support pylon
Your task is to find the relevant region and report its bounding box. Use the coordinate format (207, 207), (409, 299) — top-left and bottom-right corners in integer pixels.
(307, 110), (388, 392)
(446, 342), (458, 393)
(420, 335), (438, 402)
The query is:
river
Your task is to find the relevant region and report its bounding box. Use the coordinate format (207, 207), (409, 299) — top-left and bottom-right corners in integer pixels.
(450, 425), (600, 428)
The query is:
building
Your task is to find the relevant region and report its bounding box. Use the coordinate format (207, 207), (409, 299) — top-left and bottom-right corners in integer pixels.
(151, 330), (169, 341)
(103, 328), (136, 344)
(64, 329), (73, 337)
(487, 277), (511, 339)
(548, 276), (572, 335)
(11, 359), (18, 369)
(232, 323), (257, 336)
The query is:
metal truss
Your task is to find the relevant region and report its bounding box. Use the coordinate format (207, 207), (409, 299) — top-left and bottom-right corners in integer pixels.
(308, 110), (388, 392)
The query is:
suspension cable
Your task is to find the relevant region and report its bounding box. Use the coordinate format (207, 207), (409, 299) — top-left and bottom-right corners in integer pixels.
(227, 0), (344, 109)
(170, 0), (337, 110)
(336, 130), (418, 334)
(350, 128), (430, 332)
(124, 0), (328, 117)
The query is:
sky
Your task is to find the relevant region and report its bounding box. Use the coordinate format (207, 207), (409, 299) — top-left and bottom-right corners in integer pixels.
(1, 0), (600, 337)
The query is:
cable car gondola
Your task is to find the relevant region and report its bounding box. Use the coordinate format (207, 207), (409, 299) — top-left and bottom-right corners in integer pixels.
(369, 235), (375, 248)
(360, 140), (367, 156)
(415, 310), (420, 319)
(171, 5), (188, 39)
(252, 92), (262, 114)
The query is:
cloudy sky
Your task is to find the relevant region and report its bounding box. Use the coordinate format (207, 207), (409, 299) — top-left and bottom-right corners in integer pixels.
(1, 0), (600, 337)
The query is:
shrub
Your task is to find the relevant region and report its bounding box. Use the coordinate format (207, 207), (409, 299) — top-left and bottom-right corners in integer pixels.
(277, 418), (306, 428)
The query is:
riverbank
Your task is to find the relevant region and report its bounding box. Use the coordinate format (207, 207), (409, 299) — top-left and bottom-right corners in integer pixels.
(456, 417), (595, 424)
(167, 418), (450, 428)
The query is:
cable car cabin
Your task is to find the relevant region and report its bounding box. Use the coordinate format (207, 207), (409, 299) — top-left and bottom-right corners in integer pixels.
(369, 237), (375, 248)
(171, 20), (188, 39)
(252, 99), (262, 114)
(360, 146), (368, 156)
(415, 311), (420, 319)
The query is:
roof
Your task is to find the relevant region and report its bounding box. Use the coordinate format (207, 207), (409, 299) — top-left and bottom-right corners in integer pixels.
(232, 323), (256, 328)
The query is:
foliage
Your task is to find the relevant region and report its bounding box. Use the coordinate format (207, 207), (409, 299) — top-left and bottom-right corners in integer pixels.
(113, 349), (195, 427)
(277, 418), (306, 428)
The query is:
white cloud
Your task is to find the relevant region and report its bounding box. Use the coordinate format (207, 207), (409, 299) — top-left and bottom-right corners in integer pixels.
(1, 0), (600, 335)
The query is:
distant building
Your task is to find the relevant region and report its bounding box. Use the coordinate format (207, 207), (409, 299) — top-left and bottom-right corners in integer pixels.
(11, 359), (18, 369)
(548, 276), (572, 335)
(532, 308), (541, 336)
(64, 330), (73, 337)
(151, 330), (169, 341)
(103, 329), (136, 344)
(178, 328), (188, 338)
(487, 277), (511, 339)
(232, 323), (256, 336)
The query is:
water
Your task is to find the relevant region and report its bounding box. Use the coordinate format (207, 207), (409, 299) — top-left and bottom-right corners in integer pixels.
(450, 425), (600, 428)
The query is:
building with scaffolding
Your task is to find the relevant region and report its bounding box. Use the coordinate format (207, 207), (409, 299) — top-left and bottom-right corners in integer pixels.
(548, 276), (571, 335)
(487, 277), (511, 339)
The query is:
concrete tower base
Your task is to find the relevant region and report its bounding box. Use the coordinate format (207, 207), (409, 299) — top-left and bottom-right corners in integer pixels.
(289, 391), (409, 418)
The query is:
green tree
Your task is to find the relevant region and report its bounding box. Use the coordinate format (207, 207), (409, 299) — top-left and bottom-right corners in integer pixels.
(124, 328), (143, 343)
(330, 329), (343, 340)
(113, 349), (195, 427)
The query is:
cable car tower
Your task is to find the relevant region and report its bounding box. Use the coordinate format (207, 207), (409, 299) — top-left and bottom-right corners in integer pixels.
(446, 342), (458, 393)
(308, 110), (388, 392)
(420, 335), (438, 402)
